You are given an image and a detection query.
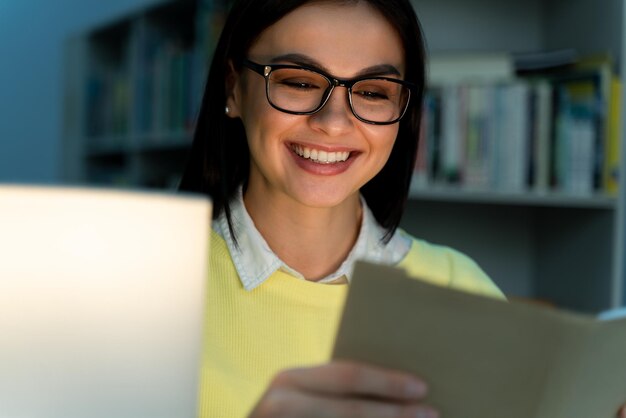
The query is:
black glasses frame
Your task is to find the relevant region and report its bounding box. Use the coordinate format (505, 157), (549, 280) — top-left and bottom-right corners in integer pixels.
(241, 58), (416, 125)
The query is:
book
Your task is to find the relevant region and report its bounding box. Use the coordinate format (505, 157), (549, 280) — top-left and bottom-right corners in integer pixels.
(576, 54), (622, 195)
(333, 261), (626, 418)
(552, 72), (603, 195)
(428, 52), (514, 86)
(464, 84), (493, 189)
(605, 77), (622, 195)
(494, 82), (532, 192)
(417, 91), (441, 185)
(414, 99), (430, 187)
(439, 85), (465, 183)
(529, 80), (554, 192)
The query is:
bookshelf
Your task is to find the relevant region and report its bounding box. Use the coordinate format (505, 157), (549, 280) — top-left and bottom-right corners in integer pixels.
(403, 0), (626, 313)
(63, 0), (228, 189)
(62, 0), (626, 313)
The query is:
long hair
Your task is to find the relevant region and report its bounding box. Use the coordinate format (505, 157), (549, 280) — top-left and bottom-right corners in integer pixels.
(179, 0), (426, 242)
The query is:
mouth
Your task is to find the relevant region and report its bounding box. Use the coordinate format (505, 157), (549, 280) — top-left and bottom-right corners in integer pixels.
(290, 144), (352, 164)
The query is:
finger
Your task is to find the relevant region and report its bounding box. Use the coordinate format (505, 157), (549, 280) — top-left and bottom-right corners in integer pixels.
(618, 404), (626, 418)
(322, 395), (440, 418)
(273, 360), (429, 401)
(252, 385), (439, 418)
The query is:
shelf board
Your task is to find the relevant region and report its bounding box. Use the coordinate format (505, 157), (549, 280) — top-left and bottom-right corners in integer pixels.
(409, 183), (617, 209)
(85, 135), (129, 157)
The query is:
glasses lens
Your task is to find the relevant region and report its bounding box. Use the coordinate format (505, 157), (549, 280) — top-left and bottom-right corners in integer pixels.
(268, 68), (330, 113)
(351, 79), (410, 123)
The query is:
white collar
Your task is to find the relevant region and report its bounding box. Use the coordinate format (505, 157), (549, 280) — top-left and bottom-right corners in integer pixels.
(214, 187), (411, 291)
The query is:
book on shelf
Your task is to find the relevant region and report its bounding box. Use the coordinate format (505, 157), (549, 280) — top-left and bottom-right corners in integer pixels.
(86, 66), (131, 141)
(606, 77), (622, 195)
(464, 84), (494, 189)
(529, 79), (553, 192)
(574, 54), (622, 196)
(496, 82), (532, 192)
(428, 52), (515, 86)
(131, 18), (199, 140)
(439, 85), (464, 183)
(552, 73), (601, 195)
(417, 51), (621, 197)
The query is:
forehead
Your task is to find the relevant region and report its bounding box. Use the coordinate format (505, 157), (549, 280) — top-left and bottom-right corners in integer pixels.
(247, 2), (405, 77)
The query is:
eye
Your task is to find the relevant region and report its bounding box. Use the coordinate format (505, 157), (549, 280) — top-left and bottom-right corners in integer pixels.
(279, 79), (321, 90)
(353, 86), (390, 101)
(353, 80), (404, 102)
(354, 90), (389, 100)
(270, 68), (327, 92)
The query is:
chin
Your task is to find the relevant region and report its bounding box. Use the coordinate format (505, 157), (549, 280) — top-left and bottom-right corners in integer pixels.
(287, 185), (359, 210)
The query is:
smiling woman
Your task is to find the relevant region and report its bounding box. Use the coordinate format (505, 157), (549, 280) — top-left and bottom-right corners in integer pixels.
(179, 0), (501, 417)
(228, 2), (410, 267)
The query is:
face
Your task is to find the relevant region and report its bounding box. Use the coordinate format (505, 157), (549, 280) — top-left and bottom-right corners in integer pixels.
(226, 1), (406, 210)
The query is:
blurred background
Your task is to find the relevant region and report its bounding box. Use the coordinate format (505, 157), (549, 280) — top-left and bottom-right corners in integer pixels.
(1, 0), (625, 313)
(0, 0), (164, 183)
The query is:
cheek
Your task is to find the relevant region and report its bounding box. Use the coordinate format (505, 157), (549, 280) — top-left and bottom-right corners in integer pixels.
(239, 86), (268, 123)
(240, 86), (300, 146)
(240, 94), (301, 168)
(238, 89), (274, 152)
(369, 125), (399, 162)
(241, 105), (285, 152)
(371, 128), (399, 177)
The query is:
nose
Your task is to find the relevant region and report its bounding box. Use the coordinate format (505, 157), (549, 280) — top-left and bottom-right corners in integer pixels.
(308, 86), (355, 136)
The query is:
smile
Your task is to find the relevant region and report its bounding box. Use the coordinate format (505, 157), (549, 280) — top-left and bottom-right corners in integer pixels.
(291, 144), (351, 164)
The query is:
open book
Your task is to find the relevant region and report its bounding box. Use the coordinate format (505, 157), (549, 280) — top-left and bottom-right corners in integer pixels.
(332, 261), (626, 418)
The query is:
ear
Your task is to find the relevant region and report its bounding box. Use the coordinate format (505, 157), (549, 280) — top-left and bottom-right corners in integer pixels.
(225, 60), (242, 119)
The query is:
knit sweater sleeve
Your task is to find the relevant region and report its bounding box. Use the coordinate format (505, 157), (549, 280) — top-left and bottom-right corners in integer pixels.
(396, 230), (506, 300)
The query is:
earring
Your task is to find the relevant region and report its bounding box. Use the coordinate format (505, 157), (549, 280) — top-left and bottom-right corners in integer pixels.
(225, 106), (230, 115)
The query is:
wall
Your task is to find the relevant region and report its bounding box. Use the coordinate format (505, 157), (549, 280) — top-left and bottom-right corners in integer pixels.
(0, 0), (162, 183)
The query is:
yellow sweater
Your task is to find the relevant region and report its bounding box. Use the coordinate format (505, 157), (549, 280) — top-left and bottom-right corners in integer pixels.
(198, 230), (504, 418)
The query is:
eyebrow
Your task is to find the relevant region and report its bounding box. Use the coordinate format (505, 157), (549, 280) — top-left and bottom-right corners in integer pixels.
(267, 53), (403, 78)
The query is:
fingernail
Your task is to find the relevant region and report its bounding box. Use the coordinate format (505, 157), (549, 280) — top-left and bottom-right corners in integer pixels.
(405, 379), (427, 398)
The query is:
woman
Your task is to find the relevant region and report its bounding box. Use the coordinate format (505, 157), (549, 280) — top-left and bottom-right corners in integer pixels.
(180, 0), (625, 417)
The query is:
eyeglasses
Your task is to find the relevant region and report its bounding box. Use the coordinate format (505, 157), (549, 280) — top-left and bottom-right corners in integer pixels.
(242, 58), (415, 125)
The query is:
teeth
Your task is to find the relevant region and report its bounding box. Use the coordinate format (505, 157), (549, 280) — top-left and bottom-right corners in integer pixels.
(292, 145), (351, 164)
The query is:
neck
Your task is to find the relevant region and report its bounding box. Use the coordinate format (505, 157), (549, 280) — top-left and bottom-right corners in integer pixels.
(243, 187), (362, 281)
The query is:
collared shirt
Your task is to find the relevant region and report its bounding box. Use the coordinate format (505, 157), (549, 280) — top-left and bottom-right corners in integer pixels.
(213, 188), (412, 291)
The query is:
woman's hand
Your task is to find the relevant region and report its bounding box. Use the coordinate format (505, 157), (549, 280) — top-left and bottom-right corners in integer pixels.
(248, 360), (438, 418)
(619, 404), (626, 418)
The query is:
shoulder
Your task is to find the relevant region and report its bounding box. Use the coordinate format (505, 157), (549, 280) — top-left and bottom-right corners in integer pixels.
(396, 229), (505, 300)
(209, 228), (236, 270)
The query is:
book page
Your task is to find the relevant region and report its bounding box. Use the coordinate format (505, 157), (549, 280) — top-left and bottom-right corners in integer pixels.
(333, 261), (626, 418)
(540, 320), (626, 418)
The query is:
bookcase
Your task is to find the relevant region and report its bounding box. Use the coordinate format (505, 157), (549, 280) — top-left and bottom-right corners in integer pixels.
(62, 0), (229, 189)
(402, 0), (626, 313)
(62, 0), (626, 313)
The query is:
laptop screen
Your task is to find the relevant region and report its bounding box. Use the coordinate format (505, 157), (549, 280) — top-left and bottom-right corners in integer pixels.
(0, 185), (211, 418)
